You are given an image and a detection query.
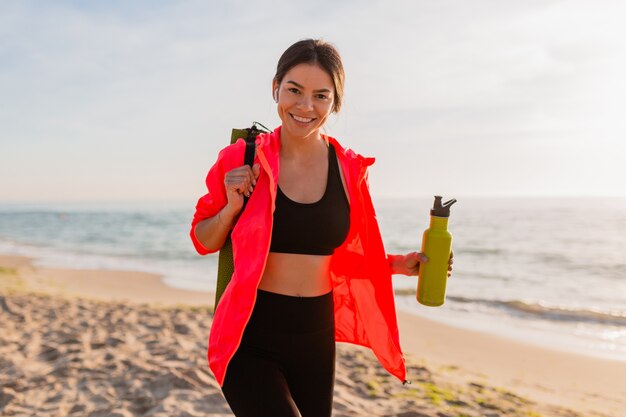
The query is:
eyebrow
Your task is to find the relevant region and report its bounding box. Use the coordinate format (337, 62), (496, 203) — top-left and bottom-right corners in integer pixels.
(285, 80), (332, 94)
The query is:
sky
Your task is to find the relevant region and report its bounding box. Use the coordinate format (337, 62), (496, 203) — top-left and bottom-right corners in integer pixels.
(1, 0), (625, 203)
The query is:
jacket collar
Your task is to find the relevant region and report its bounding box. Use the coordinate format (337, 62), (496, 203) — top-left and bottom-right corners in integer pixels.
(256, 125), (375, 173)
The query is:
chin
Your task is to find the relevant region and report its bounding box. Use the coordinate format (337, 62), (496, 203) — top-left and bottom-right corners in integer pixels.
(286, 119), (327, 138)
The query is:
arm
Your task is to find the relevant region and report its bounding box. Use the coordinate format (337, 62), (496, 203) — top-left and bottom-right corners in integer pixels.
(192, 206), (240, 253)
(192, 163), (261, 253)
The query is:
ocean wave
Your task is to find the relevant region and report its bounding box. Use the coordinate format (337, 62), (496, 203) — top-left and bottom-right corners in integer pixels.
(458, 247), (505, 255)
(447, 296), (626, 326)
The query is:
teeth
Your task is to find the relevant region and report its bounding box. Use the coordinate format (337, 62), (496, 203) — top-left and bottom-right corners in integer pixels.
(292, 114), (314, 123)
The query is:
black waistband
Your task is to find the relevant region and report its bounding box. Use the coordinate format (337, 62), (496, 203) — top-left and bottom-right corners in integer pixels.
(243, 289), (335, 335)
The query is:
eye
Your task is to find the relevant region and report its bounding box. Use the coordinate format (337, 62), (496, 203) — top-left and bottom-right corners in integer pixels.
(316, 94), (329, 100)
(288, 87), (300, 94)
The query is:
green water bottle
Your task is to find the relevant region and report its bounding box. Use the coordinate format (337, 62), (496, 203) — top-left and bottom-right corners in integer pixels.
(417, 196), (457, 307)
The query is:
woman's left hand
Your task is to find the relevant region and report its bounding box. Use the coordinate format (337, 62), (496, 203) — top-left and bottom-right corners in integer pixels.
(389, 250), (454, 277)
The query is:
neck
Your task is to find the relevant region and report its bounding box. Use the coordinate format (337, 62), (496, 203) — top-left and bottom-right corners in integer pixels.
(279, 128), (328, 158)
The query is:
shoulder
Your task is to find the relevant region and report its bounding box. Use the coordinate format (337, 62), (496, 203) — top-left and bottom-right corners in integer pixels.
(326, 135), (376, 169)
(202, 139), (247, 184)
(214, 139), (247, 169)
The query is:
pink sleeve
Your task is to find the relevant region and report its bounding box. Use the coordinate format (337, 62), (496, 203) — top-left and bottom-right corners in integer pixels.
(190, 141), (244, 255)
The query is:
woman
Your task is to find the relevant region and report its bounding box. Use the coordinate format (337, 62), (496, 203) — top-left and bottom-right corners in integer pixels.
(191, 39), (453, 417)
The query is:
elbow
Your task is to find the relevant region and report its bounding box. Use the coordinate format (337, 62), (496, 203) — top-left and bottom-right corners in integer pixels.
(190, 224), (219, 255)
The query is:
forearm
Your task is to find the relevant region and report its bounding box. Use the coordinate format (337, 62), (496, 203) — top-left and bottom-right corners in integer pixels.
(387, 253), (402, 275)
(193, 207), (239, 252)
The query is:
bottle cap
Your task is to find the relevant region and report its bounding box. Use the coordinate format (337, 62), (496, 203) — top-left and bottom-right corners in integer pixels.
(430, 195), (457, 217)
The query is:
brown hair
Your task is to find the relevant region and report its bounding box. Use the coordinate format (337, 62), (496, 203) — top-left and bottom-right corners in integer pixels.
(274, 39), (345, 113)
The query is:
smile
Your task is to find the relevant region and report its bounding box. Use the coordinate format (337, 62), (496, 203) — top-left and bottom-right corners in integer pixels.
(290, 113), (316, 124)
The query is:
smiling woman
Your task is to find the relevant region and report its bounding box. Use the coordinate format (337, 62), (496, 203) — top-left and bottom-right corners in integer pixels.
(189, 38), (453, 417)
(273, 64), (336, 150)
(272, 39), (344, 114)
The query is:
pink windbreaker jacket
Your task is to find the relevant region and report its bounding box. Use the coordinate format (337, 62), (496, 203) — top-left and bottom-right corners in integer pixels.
(190, 126), (407, 386)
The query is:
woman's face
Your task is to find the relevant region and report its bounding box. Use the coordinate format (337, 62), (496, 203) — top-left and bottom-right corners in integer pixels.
(273, 63), (335, 141)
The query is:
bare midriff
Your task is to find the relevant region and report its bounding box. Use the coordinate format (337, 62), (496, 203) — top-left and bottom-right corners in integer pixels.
(257, 252), (333, 297)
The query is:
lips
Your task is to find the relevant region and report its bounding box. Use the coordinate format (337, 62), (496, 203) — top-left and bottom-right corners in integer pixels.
(290, 113), (316, 124)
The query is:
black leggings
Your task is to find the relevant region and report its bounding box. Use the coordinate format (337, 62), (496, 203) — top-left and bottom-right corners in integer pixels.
(222, 289), (336, 417)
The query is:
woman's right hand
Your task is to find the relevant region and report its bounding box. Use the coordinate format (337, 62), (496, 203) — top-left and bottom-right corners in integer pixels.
(223, 163), (261, 216)
(192, 163), (261, 250)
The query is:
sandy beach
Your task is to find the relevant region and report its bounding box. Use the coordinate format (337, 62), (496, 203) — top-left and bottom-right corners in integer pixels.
(1, 253), (624, 417)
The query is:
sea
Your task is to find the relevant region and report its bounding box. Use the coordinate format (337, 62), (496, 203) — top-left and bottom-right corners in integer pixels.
(0, 196), (624, 362)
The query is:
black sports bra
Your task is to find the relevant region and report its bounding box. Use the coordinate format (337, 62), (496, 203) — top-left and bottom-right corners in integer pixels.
(269, 143), (350, 255)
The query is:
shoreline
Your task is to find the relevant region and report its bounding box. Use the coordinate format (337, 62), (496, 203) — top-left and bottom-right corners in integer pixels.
(0, 254), (212, 308)
(9, 248), (623, 363)
(394, 292), (626, 364)
(1, 253), (625, 416)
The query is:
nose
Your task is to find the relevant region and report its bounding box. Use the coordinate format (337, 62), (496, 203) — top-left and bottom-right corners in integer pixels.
(297, 94), (314, 111)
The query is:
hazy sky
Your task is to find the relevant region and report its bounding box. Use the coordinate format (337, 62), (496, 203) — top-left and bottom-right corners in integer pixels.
(1, 0), (625, 203)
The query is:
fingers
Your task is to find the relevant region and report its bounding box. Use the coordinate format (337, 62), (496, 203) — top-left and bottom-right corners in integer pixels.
(415, 252), (428, 263)
(252, 163), (261, 180)
(404, 252), (427, 276)
(407, 251), (453, 277)
(401, 253), (419, 276)
(406, 252), (428, 264)
(224, 165), (260, 198)
(224, 174), (251, 196)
